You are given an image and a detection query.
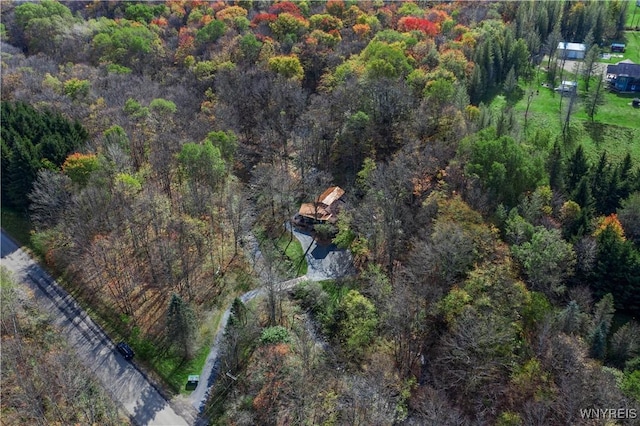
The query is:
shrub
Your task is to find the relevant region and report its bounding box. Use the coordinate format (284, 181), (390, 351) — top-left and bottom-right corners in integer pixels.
(309, 14), (343, 32)
(293, 281), (328, 313)
(63, 78), (90, 100)
(149, 98), (177, 115)
(260, 326), (291, 345)
(251, 12), (277, 27)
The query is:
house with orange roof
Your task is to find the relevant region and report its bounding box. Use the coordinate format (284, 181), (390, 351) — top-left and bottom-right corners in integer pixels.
(293, 186), (345, 229)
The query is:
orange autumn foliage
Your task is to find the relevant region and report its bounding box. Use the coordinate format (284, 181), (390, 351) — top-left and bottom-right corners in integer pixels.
(594, 214), (626, 240)
(151, 17), (168, 27)
(353, 23), (371, 38)
(200, 14), (214, 26)
(425, 9), (449, 23)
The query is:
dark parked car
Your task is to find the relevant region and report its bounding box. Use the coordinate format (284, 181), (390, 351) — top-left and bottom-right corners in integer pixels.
(116, 342), (134, 360)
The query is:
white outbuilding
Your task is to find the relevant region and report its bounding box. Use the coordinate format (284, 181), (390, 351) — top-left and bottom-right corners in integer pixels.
(557, 42), (586, 60)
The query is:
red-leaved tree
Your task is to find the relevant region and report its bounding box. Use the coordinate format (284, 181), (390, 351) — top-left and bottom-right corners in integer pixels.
(398, 16), (439, 37)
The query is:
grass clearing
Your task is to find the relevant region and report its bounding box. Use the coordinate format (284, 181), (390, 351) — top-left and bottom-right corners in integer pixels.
(599, 32), (640, 65)
(255, 226), (308, 278)
(626, 1), (640, 29)
(509, 68), (640, 165)
(624, 31), (640, 64)
(151, 343), (211, 394)
(275, 231), (308, 276)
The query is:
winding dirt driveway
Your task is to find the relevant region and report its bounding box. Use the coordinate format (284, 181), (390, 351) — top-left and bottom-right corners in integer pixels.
(188, 227), (353, 415)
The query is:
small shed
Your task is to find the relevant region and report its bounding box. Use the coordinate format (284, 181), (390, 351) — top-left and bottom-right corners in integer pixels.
(611, 43), (626, 53)
(557, 42), (586, 60)
(185, 375), (199, 391)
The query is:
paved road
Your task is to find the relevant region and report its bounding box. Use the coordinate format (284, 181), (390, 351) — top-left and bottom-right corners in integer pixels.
(1, 230), (195, 426)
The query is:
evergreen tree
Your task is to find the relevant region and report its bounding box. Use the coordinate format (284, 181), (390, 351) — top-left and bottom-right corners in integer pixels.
(559, 300), (587, 335)
(566, 177), (594, 239)
(1, 101), (87, 209)
(546, 21), (562, 68)
(591, 226), (640, 316)
(609, 322), (640, 368)
(6, 139), (39, 209)
(548, 140), (565, 192)
(591, 151), (611, 214)
(566, 145), (590, 194)
(166, 293), (197, 359)
(469, 65), (484, 105)
(604, 168), (622, 214)
(583, 29), (595, 50)
(592, 293), (615, 338)
(582, 44), (600, 92)
(616, 153), (634, 201)
(573, 176), (594, 212)
(589, 322), (607, 360)
(229, 297), (247, 327)
(503, 66), (518, 99)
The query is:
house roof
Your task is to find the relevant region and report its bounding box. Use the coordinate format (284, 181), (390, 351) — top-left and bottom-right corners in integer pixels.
(607, 60), (640, 78)
(298, 186), (345, 222)
(298, 203), (332, 221)
(317, 186), (345, 207)
(611, 43), (626, 48)
(558, 42), (586, 52)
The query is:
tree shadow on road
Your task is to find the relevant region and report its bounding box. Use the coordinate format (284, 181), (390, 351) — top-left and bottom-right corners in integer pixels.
(131, 385), (173, 426)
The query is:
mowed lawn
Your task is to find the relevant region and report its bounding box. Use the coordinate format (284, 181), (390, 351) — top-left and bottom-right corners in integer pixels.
(626, 0), (640, 29)
(600, 31), (640, 65)
(625, 31), (640, 64)
(511, 74), (640, 164)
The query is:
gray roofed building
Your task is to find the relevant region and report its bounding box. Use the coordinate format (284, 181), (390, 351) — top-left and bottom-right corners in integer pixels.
(557, 42), (587, 60)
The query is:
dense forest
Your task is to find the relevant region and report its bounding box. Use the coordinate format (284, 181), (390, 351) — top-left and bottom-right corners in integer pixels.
(1, 0), (640, 424)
